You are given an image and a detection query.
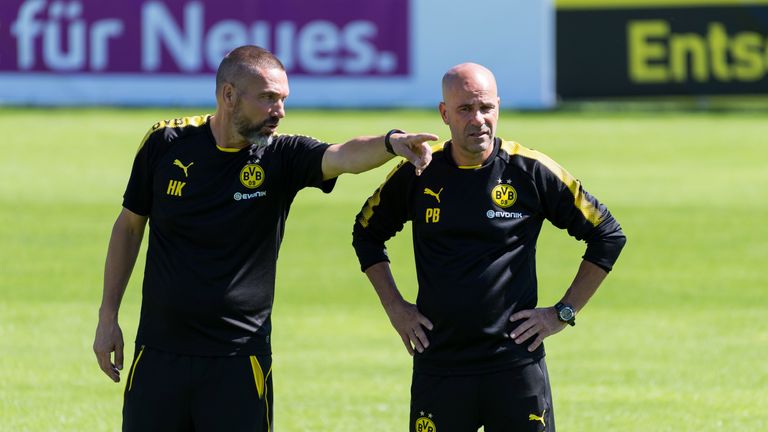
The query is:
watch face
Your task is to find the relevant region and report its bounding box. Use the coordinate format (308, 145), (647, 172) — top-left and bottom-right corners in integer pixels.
(559, 307), (574, 321)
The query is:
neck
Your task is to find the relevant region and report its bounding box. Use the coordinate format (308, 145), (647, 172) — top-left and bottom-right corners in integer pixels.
(451, 140), (495, 167)
(209, 113), (248, 149)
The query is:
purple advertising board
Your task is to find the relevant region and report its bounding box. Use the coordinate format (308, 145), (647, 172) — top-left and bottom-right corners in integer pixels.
(0, 0), (409, 75)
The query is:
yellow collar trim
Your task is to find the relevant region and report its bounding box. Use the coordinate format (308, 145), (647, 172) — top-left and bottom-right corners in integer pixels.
(216, 145), (242, 153)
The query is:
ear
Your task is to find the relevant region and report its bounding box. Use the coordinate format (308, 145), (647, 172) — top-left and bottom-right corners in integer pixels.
(438, 102), (449, 125)
(222, 83), (237, 108)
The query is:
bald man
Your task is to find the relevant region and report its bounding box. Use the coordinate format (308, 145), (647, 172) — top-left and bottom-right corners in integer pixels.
(352, 63), (626, 431)
(93, 45), (438, 431)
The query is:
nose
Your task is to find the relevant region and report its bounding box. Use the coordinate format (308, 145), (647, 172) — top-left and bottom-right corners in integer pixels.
(272, 100), (286, 119)
(469, 110), (484, 126)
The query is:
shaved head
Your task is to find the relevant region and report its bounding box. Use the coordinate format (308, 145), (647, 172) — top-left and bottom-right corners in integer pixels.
(441, 63), (497, 100)
(216, 45), (285, 93)
(438, 63), (500, 166)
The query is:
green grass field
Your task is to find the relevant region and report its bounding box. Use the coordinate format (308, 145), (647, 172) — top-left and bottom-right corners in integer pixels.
(1, 107), (766, 431)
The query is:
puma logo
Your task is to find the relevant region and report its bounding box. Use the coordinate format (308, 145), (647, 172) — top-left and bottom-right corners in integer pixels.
(173, 159), (194, 177)
(529, 409), (546, 427)
(423, 187), (443, 203)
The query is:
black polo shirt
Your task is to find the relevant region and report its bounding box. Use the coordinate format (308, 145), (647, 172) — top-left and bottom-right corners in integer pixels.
(124, 115), (335, 356)
(353, 138), (626, 374)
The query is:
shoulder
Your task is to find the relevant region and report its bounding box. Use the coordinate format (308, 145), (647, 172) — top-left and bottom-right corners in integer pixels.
(136, 114), (211, 154)
(430, 142), (448, 159)
(498, 140), (538, 163)
(497, 139), (564, 175)
(498, 139), (583, 195)
(384, 141), (447, 181)
(421, 141), (449, 170)
(380, 142), (445, 184)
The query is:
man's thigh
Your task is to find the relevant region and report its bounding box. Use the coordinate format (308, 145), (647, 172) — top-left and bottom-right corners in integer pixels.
(122, 346), (194, 432)
(410, 372), (481, 432)
(122, 346), (273, 432)
(480, 358), (555, 432)
(192, 354), (273, 432)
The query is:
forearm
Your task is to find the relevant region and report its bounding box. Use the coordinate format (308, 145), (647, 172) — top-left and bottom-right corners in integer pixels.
(323, 130), (437, 180)
(559, 259), (608, 312)
(322, 135), (391, 180)
(364, 261), (405, 309)
(99, 213), (146, 320)
(364, 261), (432, 354)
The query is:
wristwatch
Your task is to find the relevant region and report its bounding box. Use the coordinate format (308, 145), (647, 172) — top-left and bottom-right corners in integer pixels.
(384, 129), (404, 155)
(554, 302), (576, 326)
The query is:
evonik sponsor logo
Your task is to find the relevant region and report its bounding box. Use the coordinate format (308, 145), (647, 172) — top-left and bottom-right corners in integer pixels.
(486, 209), (524, 219)
(234, 191), (267, 201)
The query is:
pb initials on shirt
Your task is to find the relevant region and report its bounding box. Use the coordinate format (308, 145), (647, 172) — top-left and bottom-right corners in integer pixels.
(425, 208), (440, 223)
(167, 180), (186, 196)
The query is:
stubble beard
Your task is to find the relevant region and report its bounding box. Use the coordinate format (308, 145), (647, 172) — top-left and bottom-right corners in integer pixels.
(234, 111), (278, 148)
(455, 124), (494, 156)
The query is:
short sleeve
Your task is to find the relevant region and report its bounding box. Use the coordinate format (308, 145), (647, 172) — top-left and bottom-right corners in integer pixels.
(280, 135), (336, 193)
(122, 133), (156, 216)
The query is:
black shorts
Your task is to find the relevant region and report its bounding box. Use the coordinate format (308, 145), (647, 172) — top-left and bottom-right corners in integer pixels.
(410, 358), (554, 432)
(122, 345), (273, 432)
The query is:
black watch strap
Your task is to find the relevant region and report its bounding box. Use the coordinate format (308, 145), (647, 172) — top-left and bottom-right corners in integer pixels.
(385, 129), (404, 155)
(555, 302), (576, 326)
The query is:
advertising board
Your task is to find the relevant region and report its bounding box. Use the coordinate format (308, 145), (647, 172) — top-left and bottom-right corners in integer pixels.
(0, 0), (555, 108)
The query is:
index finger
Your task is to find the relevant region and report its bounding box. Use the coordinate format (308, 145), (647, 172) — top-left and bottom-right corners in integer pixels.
(406, 133), (439, 143)
(94, 347), (109, 370)
(509, 309), (534, 323)
(418, 314), (434, 331)
(95, 350), (119, 382)
(399, 332), (415, 356)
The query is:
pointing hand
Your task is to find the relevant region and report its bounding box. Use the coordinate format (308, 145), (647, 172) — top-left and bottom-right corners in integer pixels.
(389, 132), (439, 176)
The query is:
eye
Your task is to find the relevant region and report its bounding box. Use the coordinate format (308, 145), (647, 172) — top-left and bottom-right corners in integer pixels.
(260, 93), (280, 102)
